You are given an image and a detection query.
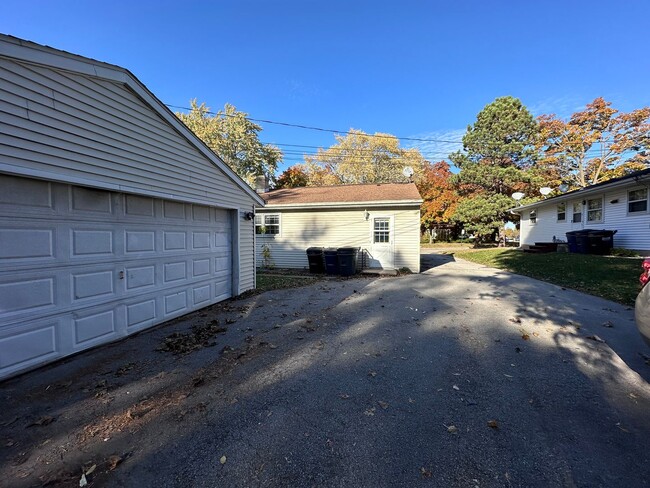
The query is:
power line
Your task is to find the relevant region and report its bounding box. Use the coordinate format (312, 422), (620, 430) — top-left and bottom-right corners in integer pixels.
(167, 103), (465, 144)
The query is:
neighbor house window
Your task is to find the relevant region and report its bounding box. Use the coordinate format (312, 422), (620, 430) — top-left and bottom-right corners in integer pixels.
(529, 210), (537, 224)
(628, 188), (648, 213)
(587, 197), (603, 222)
(255, 214), (280, 235)
(373, 218), (390, 243)
(557, 203), (566, 222)
(572, 202), (583, 223)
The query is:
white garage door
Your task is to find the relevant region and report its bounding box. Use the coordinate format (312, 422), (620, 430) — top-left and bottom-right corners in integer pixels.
(0, 174), (234, 380)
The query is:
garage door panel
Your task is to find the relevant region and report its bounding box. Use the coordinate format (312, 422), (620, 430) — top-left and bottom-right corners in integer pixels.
(0, 228), (54, 260)
(125, 194), (155, 217)
(125, 230), (156, 253)
(70, 186), (112, 214)
(126, 265), (155, 290)
(192, 204), (210, 222)
(193, 284), (211, 306)
(164, 290), (187, 316)
(164, 261), (187, 283)
(0, 320), (58, 370)
(0, 175), (234, 379)
(0, 277), (54, 314)
(163, 231), (186, 251)
(163, 200), (186, 220)
(74, 309), (116, 345)
(72, 270), (114, 301)
(192, 258), (211, 277)
(192, 231), (211, 249)
(73, 229), (114, 256)
(0, 174), (53, 208)
(126, 299), (156, 330)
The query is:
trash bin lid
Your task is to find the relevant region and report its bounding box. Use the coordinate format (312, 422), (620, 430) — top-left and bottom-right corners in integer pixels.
(337, 247), (360, 252)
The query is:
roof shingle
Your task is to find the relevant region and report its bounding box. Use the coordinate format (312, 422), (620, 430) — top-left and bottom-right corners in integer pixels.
(261, 183), (422, 206)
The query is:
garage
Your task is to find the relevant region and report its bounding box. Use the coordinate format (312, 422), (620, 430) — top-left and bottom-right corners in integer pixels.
(0, 35), (263, 379)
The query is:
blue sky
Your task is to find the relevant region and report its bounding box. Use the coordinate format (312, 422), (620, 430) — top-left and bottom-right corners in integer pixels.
(2, 0), (649, 173)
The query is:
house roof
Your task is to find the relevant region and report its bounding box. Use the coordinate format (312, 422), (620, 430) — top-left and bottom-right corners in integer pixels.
(260, 182), (423, 208)
(0, 34), (265, 207)
(510, 167), (650, 213)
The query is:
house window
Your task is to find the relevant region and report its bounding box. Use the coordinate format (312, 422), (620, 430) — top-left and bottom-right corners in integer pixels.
(373, 218), (390, 243)
(557, 203), (566, 222)
(572, 202), (583, 223)
(529, 210), (537, 224)
(255, 214), (280, 235)
(587, 197), (603, 222)
(628, 188), (648, 214)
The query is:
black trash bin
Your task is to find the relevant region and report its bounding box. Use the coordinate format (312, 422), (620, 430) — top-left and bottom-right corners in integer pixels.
(337, 247), (359, 277)
(575, 229), (594, 254)
(323, 248), (339, 275)
(587, 230), (617, 255)
(565, 231), (579, 253)
(306, 247), (324, 273)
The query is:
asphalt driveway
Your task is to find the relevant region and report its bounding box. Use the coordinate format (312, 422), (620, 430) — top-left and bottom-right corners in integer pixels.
(2, 252), (650, 487)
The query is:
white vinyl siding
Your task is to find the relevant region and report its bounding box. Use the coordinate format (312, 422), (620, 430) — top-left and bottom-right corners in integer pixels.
(255, 206), (421, 272)
(0, 56), (258, 293)
(518, 186), (650, 251)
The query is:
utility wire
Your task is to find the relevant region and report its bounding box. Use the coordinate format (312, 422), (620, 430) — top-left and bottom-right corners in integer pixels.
(167, 103), (464, 144)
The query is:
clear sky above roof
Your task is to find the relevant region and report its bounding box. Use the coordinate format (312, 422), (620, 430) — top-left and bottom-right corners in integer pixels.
(2, 0), (649, 172)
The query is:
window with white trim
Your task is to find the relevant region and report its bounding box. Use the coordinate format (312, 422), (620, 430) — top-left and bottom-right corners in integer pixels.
(557, 203), (566, 222)
(572, 202), (583, 223)
(529, 210), (537, 224)
(255, 214), (280, 235)
(628, 188), (648, 214)
(587, 197), (603, 222)
(373, 218), (390, 243)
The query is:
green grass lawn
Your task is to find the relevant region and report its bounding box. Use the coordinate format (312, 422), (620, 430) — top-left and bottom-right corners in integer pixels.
(453, 248), (642, 305)
(256, 273), (319, 292)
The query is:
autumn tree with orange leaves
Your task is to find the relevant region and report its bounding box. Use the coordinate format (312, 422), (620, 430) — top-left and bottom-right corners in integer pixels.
(538, 97), (650, 189)
(416, 161), (460, 240)
(274, 165), (309, 189)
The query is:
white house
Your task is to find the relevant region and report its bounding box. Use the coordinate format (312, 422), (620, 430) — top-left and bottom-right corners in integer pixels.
(511, 168), (650, 253)
(0, 35), (264, 379)
(255, 183), (423, 272)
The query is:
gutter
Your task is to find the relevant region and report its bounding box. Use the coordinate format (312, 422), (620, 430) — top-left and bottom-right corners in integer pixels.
(509, 172), (650, 213)
(259, 199), (424, 210)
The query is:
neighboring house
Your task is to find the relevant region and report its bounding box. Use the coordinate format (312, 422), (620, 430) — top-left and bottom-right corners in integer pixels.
(511, 168), (650, 253)
(0, 35), (264, 380)
(255, 183), (423, 272)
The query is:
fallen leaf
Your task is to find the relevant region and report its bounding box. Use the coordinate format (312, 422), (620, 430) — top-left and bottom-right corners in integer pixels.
(446, 425), (458, 434)
(27, 415), (55, 428)
(79, 473), (88, 487)
(452, 385), (460, 391)
(602, 321), (614, 328)
(364, 407), (376, 417)
(378, 401), (389, 410)
(368, 371), (377, 378)
(487, 420), (499, 429)
(420, 467), (432, 478)
(220, 455), (227, 465)
(586, 335), (605, 343)
(339, 394), (350, 399)
(85, 465), (96, 476)
(509, 317), (522, 324)
(108, 455), (123, 470)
